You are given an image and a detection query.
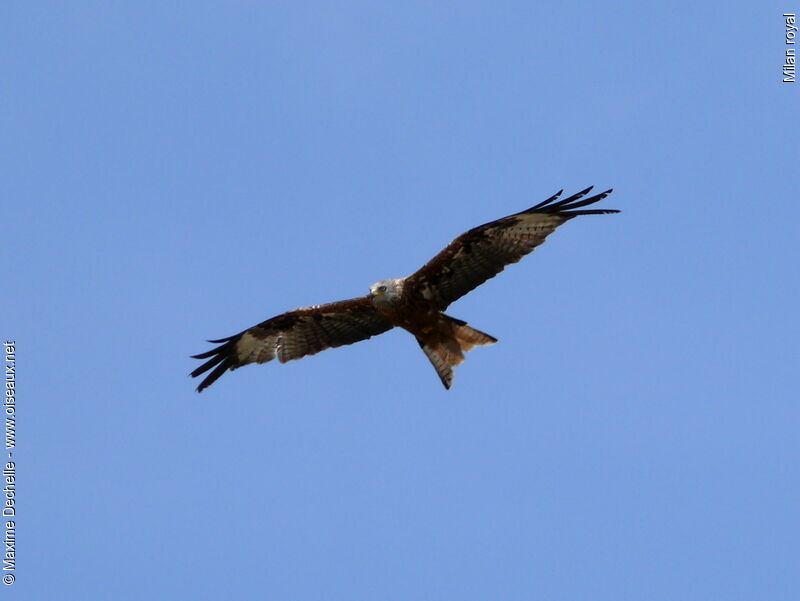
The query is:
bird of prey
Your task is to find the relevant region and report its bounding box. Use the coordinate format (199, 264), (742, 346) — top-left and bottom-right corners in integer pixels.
(191, 186), (618, 391)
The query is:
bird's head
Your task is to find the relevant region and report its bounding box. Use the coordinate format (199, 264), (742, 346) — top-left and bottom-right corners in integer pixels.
(369, 278), (404, 304)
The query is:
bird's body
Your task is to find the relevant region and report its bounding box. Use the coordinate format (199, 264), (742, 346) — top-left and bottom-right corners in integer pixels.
(191, 187), (618, 391)
(367, 277), (438, 340)
(366, 276), (497, 388)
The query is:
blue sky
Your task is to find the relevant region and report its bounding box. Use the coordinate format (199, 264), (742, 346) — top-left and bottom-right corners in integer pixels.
(4, 2), (798, 599)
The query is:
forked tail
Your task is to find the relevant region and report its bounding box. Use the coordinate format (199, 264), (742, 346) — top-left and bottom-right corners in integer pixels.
(417, 317), (497, 389)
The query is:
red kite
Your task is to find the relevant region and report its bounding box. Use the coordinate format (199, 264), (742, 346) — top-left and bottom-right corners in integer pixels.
(192, 187), (618, 391)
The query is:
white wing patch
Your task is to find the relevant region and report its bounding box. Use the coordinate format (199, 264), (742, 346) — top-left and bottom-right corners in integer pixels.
(236, 332), (262, 363)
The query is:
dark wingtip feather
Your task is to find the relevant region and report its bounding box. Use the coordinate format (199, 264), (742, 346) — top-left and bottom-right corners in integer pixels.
(190, 338), (238, 392)
(195, 357), (234, 392)
(530, 189), (564, 210)
(526, 187), (617, 216)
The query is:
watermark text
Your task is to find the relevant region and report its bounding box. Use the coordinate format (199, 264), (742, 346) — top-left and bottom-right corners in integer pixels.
(784, 13), (797, 82)
(3, 341), (15, 586)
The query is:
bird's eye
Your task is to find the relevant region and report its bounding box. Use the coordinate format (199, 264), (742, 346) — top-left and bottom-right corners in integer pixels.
(378, 285), (387, 292)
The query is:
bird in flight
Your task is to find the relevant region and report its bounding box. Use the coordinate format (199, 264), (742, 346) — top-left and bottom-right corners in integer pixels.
(191, 186), (618, 391)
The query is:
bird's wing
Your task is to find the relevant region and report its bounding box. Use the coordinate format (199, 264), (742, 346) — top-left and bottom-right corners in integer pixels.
(405, 187), (618, 310)
(190, 296), (393, 391)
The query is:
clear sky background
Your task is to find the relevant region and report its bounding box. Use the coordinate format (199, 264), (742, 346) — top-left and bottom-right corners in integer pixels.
(4, 2), (798, 599)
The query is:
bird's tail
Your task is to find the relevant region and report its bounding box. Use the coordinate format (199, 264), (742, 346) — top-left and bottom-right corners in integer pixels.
(451, 318), (498, 352)
(417, 317), (497, 389)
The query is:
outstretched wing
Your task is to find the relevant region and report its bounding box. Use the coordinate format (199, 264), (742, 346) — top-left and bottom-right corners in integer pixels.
(190, 296), (393, 392)
(405, 187), (618, 310)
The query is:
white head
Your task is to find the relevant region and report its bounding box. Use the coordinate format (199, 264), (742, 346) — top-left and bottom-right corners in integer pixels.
(369, 278), (404, 305)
